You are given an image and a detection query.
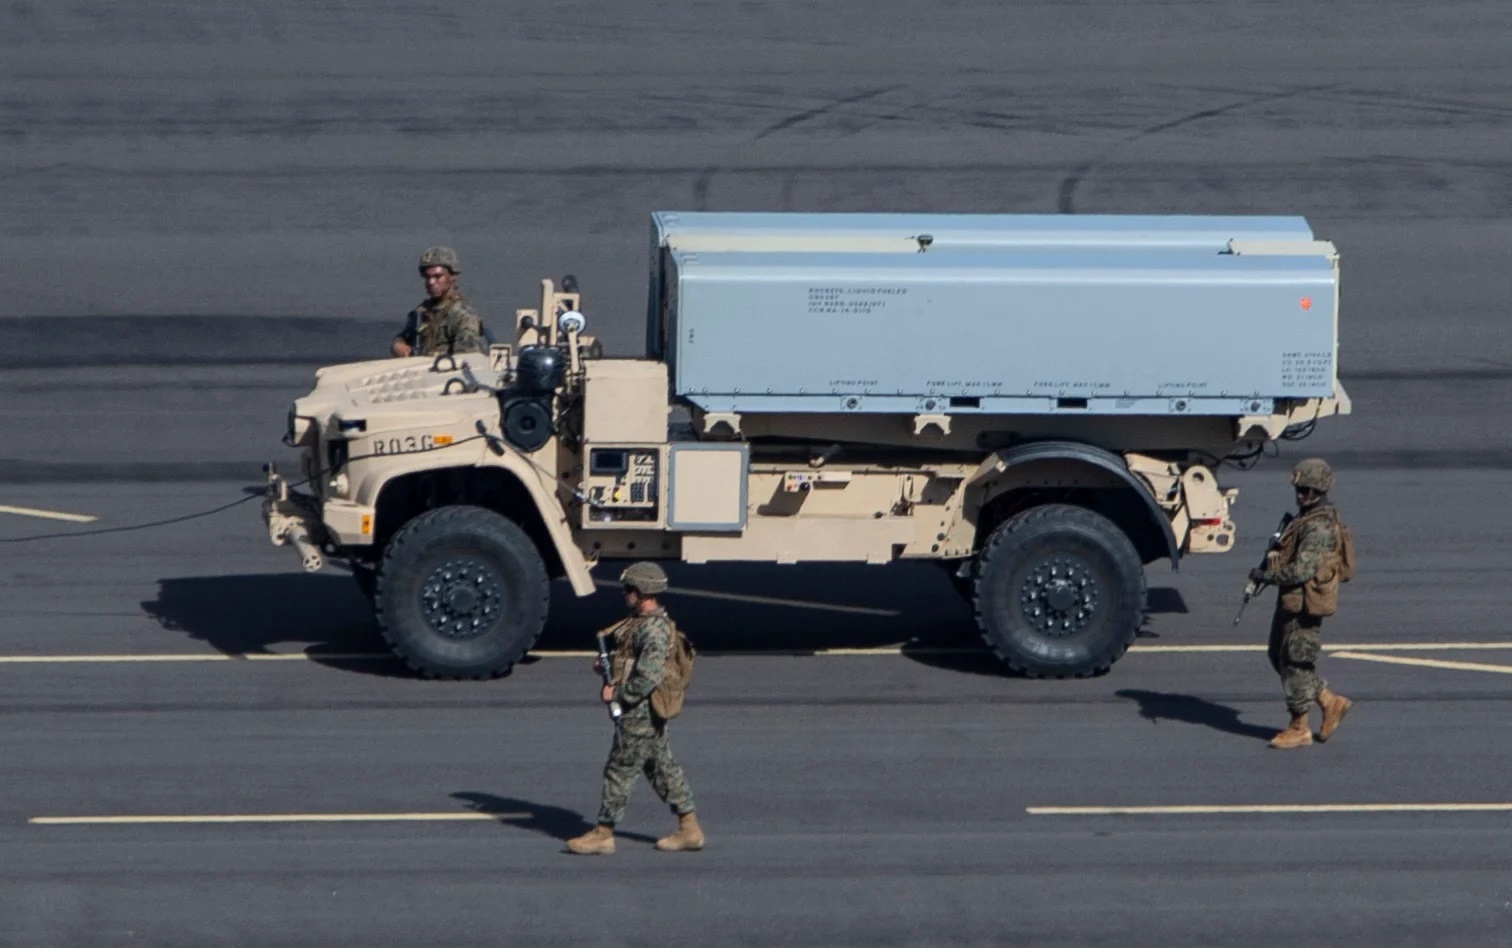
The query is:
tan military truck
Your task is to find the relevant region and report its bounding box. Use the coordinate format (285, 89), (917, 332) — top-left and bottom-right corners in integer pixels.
(264, 211), (1350, 679)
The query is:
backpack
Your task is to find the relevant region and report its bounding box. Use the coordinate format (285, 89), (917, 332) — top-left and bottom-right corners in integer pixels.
(650, 622), (696, 721)
(1285, 506), (1356, 618)
(1334, 516), (1356, 583)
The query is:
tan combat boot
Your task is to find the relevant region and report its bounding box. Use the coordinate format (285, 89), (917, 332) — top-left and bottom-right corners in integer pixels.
(565, 824), (615, 855)
(1268, 713), (1313, 749)
(655, 812), (705, 852)
(1317, 688), (1353, 741)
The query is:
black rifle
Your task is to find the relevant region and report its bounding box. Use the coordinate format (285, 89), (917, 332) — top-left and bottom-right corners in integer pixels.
(595, 626), (624, 726)
(1233, 511), (1295, 625)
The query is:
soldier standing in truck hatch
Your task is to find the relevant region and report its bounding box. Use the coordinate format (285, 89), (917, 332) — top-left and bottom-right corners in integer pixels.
(390, 246), (489, 358)
(1249, 458), (1355, 749)
(567, 562), (704, 855)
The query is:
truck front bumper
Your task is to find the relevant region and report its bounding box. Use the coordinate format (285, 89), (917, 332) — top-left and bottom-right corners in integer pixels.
(262, 463), (328, 572)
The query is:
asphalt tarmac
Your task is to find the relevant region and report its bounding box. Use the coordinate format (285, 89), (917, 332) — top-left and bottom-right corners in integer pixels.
(3, 2), (1512, 945)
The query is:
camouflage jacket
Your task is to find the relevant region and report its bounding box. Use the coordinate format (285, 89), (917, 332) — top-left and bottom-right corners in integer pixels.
(1262, 502), (1340, 588)
(609, 607), (675, 709)
(398, 289), (486, 357)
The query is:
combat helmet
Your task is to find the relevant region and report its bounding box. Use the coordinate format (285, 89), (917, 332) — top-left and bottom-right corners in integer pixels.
(1291, 458), (1333, 493)
(418, 246), (460, 273)
(620, 561), (668, 596)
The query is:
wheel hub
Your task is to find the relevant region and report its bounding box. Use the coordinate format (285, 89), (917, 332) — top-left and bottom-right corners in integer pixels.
(420, 558), (505, 641)
(446, 585), (480, 614)
(1045, 581), (1077, 612)
(1019, 557), (1100, 637)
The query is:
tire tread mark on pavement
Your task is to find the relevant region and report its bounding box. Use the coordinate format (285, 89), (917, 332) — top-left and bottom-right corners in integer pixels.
(1177, 83), (1512, 123)
(753, 85), (908, 141)
(692, 84), (907, 210)
(1331, 89), (1512, 121)
(1056, 83), (1341, 214)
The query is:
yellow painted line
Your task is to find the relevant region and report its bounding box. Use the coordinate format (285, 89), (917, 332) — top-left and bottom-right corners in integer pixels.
(0, 652), (391, 664)
(1129, 645), (1263, 653)
(1322, 642), (1512, 652)
(1128, 642), (1512, 654)
(593, 580), (899, 617)
(542, 646), (915, 657)
(29, 812), (528, 826)
(0, 504), (98, 523)
(1333, 652), (1512, 675)
(1028, 803), (1512, 815)
(4, 642), (1511, 666)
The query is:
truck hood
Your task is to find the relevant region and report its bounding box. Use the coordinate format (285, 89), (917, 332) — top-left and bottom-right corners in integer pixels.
(290, 354), (505, 442)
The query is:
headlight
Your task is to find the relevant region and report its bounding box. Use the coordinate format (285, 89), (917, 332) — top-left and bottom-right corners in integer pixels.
(327, 439), (349, 472)
(285, 408), (315, 448)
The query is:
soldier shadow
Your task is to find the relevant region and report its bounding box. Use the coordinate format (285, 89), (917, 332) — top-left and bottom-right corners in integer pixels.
(450, 792), (658, 844)
(1116, 689), (1278, 741)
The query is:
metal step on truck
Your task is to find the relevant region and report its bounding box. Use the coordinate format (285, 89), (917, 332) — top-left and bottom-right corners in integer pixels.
(263, 211), (1351, 680)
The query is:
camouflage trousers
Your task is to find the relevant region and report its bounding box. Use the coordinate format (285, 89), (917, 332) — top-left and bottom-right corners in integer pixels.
(595, 706), (695, 825)
(1268, 610), (1328, 716)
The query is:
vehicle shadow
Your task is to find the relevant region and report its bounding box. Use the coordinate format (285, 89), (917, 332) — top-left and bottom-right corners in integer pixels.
(449, 792), (658, 845)
(140, 571), (407, 676)
(140, 562), (1187, 682)
(1115, 688), (1279, 741)
(900, 585), (1190, 679)
(531, 560), (984, 655)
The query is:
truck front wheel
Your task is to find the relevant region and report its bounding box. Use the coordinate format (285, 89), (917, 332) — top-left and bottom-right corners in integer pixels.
(374, 505), (551, 679)
(972, 503), (1146, 678)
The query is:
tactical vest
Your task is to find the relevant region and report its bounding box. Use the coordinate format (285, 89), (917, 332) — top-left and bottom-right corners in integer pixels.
(611, 612), (695, 720)
(414, 300), (453, 357)
(1269, 503), (1354, 617)
(412, 291), (471, 356)
(610, 618), (637, 686)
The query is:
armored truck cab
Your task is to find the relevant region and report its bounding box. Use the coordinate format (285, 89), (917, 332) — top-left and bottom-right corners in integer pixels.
(264, 211), (1350, 682)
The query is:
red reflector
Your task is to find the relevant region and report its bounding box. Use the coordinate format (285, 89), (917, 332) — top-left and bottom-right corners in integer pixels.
(1195, 518), (1224, 526)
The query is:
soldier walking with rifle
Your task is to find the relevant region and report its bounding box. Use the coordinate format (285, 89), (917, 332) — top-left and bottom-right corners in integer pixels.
(1238, 458), (1357, 749)
(567, 562), (703, 855)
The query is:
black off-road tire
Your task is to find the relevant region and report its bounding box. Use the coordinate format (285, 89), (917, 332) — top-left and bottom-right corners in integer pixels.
(374, 505), (551, 679)
(973, 503), (1147, 678)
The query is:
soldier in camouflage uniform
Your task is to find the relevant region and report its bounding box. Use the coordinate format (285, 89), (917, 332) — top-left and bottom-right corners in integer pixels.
(567, 562), (704, 855)
(1249, 458), (1354, 749)
(390, 246), (489, 359)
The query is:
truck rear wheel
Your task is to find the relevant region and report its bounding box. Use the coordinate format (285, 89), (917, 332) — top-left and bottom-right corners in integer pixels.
(374, 505), (551, 679)
(972, 503), (1146, 678)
